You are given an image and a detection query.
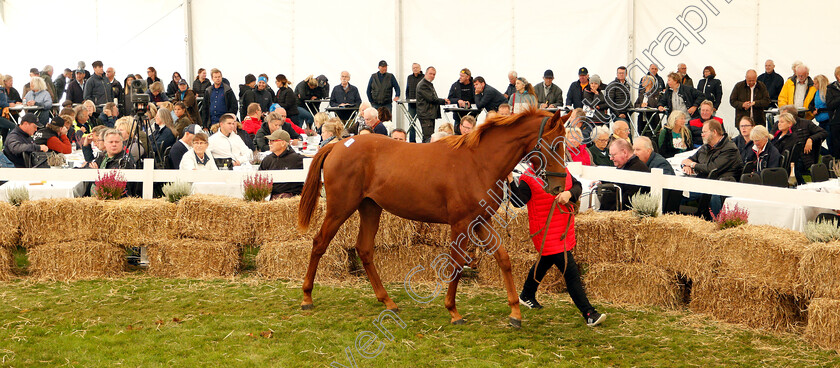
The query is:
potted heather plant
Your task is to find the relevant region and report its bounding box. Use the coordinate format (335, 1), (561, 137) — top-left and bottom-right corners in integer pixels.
(243, 173), (273, 202)
(93, 171), (128, 200)
(710, 204), (749, 229)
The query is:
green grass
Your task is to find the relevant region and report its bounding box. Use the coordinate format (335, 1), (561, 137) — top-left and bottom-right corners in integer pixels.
(0, 273), (838, 367)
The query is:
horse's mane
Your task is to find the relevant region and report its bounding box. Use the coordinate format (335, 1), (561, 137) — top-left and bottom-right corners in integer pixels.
(442, 107), (560, 149)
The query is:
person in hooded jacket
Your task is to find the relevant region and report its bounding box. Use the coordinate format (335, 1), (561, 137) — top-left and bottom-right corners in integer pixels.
(696, 66), (723, 110)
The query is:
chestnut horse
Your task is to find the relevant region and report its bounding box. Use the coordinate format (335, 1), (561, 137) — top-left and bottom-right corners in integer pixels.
(298, 108), (570, 327)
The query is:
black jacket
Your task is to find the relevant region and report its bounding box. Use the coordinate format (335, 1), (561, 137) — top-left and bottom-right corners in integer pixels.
(239, 84), (256, 119)
(601, 155), (650, 211)
(757, 71), (785, 103)
(295, 81), (327, 108)
(406, 72), (424, 100)
(824, 81), (840, 125)
(2, 126), (40, 167)
(259, 147), (304, 195)
(201, 83), (238, 126)
(95, 150), (137, 170)
(659, 84), (703, 118)
(447, 79), (475, 106)
(276, 86), (298, 117)
(696, 77), (723, 109)
(54, 76), (67, 101)
(606, 79), (632, 117)
(193, 78), (211, 97)
(566, 81), (587, 108)
(475, 84), (507, 113)
(166, 81), (179, 98)
(66, 80), (84, 104)
(687, 134), (743, 180)
(253, 87), (274, 113)
(582, 85), (609, 121)
(416, 78), (445, 120)
(772, 118), (828, 168)
(732, 134), (753, 160)
(254, 122), (301, 152)
(742, 142), (781, 174)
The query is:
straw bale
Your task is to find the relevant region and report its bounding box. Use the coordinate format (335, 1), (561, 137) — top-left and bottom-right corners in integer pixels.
(585, 263), (683, 309)
(689, 276), (804, 332)
(175, 194), (255, 245)
(28, 241), (125, 281)
(800, 241), (840, 298)
(715, 225), (809, 295)
(490, 206), (533, 254)
(252, 198), (326, 245)
(0, 202), (19, 248)
(636, 214), (718, 280)
(805, 298), (840, 351)
(147, 239), (240, 278)
(364, 243), (451, 284)
(256, 240), (350, 282)
(0, 247), (13, 281)
(99, 198), (177, 246)
(18, 198), (104, 247)
(477, 250), (567, 293)
(332, 211), (453, 251)
(574, 210), (639, 264)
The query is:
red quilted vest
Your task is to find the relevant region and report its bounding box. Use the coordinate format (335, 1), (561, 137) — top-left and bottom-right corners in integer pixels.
(520, 168), (576, 255)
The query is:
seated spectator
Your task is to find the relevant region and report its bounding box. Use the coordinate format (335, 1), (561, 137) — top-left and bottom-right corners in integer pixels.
(459, 115), (476, 135)
(599, 139), (650, 210)
(430, 131), (450, 142)
(320, 121), (345, 147)
(115, 116), (149, 162)
(33, 116), (71, 154)
(778, 64), (816, 120)
(742, 125), (781, 174)
(473, 76), (508, 113)
(566, 127), (591, 166)
(170, 124), (203, 169)
(167, 72), (182, 98)
(81, 125), (109, 163)
(172, 79), (200, 125)
(83, 100), (104, 128)
(588, 126), (613, 166)
(390, 128), (407, 142)
(681, 119), (743, 181)
(608, 119), (632, 146)
(359, 127), (373, 135)
(658, 111), (691, 158)
(89, 128), (136, 170)
(179, 132), (217, 170)
(658, 72), (703, 119)
(438, 122), (454, 135)
(687, 100), (723, 146)
(1, 113), (47, 167)
(148, 81), (169, 106)
(147, 67), (161, 85)
(363, 107), (387, 135)
(633, 136), (674, 175)
(633, 75), (663, 136)
(773, 108), (828, 184)
(22, 76), (52, 126)
(152, 107), (177, 154)
(508, 77), (537, 114)
(208, 113), (252, 165)
(268, 108), (305, 135)
(497, 103), (512, 117)
(347, 101), (372, 134)
(696, 66), (723, 109)
(732, 116), (754, 159)
(378, 106), (393, 132)
(535, 70), (563, 109)
(583, 74), (609, 121)
(256, 112), (301, 152)
(329, 71), (362, 121)
(173, 102), (193, 138)
(312, 112), (329, 135)
(259, 129), (305, 199)
(242, 103), (263, 136)
(99, 102), (119, 128)
(730, 69), (771, 126)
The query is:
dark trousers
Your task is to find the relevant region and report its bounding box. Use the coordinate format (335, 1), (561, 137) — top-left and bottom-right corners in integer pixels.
(0, 117), (15, 142)
(419, 118), (435, 143)
(521, 251), (594, 316)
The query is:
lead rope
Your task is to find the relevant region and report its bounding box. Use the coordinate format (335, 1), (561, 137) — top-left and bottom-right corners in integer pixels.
(529, 201), (575, 288)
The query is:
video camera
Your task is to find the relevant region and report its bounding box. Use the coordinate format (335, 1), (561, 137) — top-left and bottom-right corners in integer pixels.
(128, 79), (150, 114)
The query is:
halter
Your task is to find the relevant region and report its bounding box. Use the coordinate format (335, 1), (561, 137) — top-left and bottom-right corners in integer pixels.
(530, 116), (567, 191)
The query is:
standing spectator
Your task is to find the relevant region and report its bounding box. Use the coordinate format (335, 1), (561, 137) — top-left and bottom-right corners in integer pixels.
(406, 63), (423, 120)
(329, 71), (362, 121)
(811, 74), (832, 153)
(66, 70), (86, 104)
(658, 111), (691, 158)
(778, 64), (816, 120)
(146, 67), (161, 86)
(40, 65), (57, 103)
(239, 74), (257, 120)
(758, 59), (785, 107)
(730, 69), (771, 126)
(583, 75), (609, 122)
(640, 63), (666, 95)
(634, 75), (663, 137)
(1, 114), (47, 167)
(677, 63), (694, 88)
(447, 68), (476, 133)
(607, 66), (631, 121)
(366, 60), (400, 113)
(824, 66), (840, 158)
(201, 69), (237, 128)
(275, 74), (301, 127)
(193, 68), (211, 98)
(173, 80), (200, 125)
(509, 77), (537, 114)
(473, 76), (507, 114)
(259, 129), (304, 199)
(566, 67), (589, 108)
(83, 61), (112, 110)
(166, 72), (182, 98)
(696, 66), (722, 109)
(295, 75), (322, 123)
(658, 72), (703, 119)
(416, 66), (449, 143)
(23, 77), (53, 126)
(106, 67), (123, 114)
(732, 116), (755, 159)
(253, 75), (274, 113)
(54, 68), (73, 101)
(208, 113), (251, 165)
(535, 69), (563, 109)
(76, 61), (90, 80)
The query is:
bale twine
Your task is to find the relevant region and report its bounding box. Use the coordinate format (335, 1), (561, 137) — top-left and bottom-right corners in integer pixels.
(689, 276), (805, 332)
(18, 198), (104, 246)
(574, 210), (639, 264)
(636, 214), (718, 280)
(585, 263), (684, 309)
(175, 194), (255, 246)
(805, 298), (840, 351)
(800, 241), (840, 298)
(147, 239), (240, 278)
(0, 247), (14, 281)
(256, 240), (349, 282)
(0, 202), (19, 248)
(99, 198), (177, 246)
(252, 198), (325, 245)
(28, 241), (125, 281)
(477, 250), (567, 293)
(715, 225), (809, 296)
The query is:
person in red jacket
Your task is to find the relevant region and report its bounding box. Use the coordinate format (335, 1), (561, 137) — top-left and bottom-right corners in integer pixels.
(241, 103), (263, 136)
(33, 116), (72, 154)
(507, 165), (606, 327)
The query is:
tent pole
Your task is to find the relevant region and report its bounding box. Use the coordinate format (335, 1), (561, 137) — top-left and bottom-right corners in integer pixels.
(184, 0), (194, 81)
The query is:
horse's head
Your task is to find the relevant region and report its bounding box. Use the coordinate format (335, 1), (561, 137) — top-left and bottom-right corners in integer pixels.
(526, 112), (570, 196)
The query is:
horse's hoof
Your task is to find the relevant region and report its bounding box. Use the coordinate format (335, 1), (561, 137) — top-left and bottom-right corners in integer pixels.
(301, 303), (314, 310)
(509, 317), (522, 329)
(387, 307), (400, 313)
(451, 319), (466, 325)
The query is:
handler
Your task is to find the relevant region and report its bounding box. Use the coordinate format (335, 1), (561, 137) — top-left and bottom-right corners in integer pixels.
(506, 167), (606, 327)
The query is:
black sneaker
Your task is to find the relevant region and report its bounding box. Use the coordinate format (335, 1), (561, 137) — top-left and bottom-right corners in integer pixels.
(585, 311), (606, 327)
(518, 294), (543, 309)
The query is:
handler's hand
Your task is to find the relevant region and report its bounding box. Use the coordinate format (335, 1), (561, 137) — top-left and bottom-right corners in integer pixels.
(506, 172), (514, 183)
(555, 191), (572, 205)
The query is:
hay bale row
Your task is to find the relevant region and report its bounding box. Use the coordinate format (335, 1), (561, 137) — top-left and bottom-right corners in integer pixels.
(332, 211), (453, 250)
(147, 239), (240, 278)
(0, 247), (13, 281)
(800, 241), (840, 298)
(175, 195), (255, 246)
(585, 263), (684, 309)
(477, 250), (567, 293)
(0, 202), (19, 248)
(256, 240), (350, 282)
(18, 198), (104, 246)
(574, 210), (640, 264)
(489, 206), (533, 254)
(689, 276), (805, 332)
(636, 214), (718, 280)
(27, 241), (125, 281)
(369, 244), (451, 284)
(714, 225), (809, 296)
(805, 298), (840, 351)
(252, 198), (324, 244)
(99, 198), (177, 247)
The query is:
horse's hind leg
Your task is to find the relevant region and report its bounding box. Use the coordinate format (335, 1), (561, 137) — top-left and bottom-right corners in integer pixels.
(355, 198), (398, 310)
(301, 201), (356, 310)
(444, 223), (469, 324)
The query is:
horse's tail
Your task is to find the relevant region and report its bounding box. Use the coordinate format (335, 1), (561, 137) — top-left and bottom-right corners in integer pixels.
(298, 143), (335, 231)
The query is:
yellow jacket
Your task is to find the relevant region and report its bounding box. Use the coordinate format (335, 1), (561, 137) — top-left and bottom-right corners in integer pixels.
(777, 77), (816, 119)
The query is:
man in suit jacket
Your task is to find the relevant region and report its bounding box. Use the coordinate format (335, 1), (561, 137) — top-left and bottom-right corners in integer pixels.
(416, 67), (449, 143)
(730, 69), (771, 126)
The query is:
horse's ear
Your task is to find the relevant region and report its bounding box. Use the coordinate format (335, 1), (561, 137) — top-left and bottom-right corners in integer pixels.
(549, 111), (570, 131)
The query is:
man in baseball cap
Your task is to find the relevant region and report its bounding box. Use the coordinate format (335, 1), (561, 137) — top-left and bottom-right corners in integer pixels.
(566, 67), (590, 108)
(259, 128), (304, 199)
(1, 113), (48, 167)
